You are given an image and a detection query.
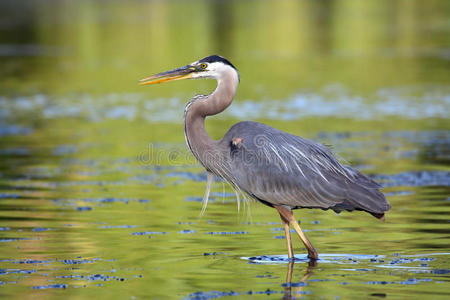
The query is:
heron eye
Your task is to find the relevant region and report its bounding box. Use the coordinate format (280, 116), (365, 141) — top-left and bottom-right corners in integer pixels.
(200, 63), (207, 69)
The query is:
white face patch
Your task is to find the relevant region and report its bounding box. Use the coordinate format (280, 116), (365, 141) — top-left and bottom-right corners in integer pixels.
(191, 61), (238, 80)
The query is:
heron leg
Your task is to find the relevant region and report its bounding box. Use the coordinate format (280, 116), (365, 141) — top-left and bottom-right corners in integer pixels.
(291, 219), (318, 260)
(278, 211), (294, 259)
(275, 205), (318, 260)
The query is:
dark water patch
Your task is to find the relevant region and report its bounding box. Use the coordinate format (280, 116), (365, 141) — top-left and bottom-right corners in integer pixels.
(131, 231), (168, 235)
(32, 284), (68, 289)
(187, 290), (241, 299)
(281, 281), (307, 287)
(76, 206), (92, 211)
(184, 196), (234, 203)
(128, 174), (158, 184)
(99, 225), (136, 229)
(243, 254), (387, 264)
(81, 197), (151, 204)
(366, 278), (432, 285)
(210, 192), (235, 198)
(0, 258), (138, 286)
(206, 231), (249, 235)
(85, 273), (125, 281)
(431, 269), (450, 274)
(6, 259), (52, 264)
(309, 278), (335, 282)
(416, 218), (450, 224)
(366, 280), (395, 285)
(0, 193), (21, 199)
(315, 129), (449, 166)
(55, 197), (151, 208)
(383, 130), (450, 145)
(32, 227), (50, 232)
(314, 130), (447, 160)
(52, 145), (78, 156)
(83, 197), (131, 204)
(0, 237), (36, 242)
(60, 258), (99, 265)
(316, 131), (357, 140)
(203, 252), (226, 256)
(416, 228), (450, 234)
(253, 289), (285, 295)
(178, 230), (196, 234)
(245, 255), (307, 264)
(0, 147), (30, 156)
(415, 243), (450, 250)
(255, 273), (273, 278)
(382, 131), (450, 165)
(1, 269), (37, 275)
(46, 180), (126, 188)
(55, 274), (84, 279)
(0, 123), (32, 137)
(270, 227), (295, 233)
(376, 171), (450, 187)
(399, 278), (420, 285)
(185, 196), (203, 202)
(166, 171), (207, 182)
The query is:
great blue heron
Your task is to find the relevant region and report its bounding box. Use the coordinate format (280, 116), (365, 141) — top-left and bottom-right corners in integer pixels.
(140, 55), (391, 260)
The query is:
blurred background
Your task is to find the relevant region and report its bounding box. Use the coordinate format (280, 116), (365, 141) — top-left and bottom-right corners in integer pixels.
(0, 0), (449, 299)
(1, 0), (449, 114)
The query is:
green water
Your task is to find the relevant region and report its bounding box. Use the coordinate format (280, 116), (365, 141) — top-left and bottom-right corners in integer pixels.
(0, 0), (449, 299)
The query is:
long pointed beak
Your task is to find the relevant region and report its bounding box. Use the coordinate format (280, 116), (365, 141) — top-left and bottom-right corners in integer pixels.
(139, 65), (196, 85)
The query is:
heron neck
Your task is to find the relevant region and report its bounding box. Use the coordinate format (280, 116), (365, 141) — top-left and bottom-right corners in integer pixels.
(197, 70), (238, 117)
(184, 70), (238, 168)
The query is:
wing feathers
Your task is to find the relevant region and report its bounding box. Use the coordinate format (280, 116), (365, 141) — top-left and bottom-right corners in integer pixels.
(223, 121), (390, 216)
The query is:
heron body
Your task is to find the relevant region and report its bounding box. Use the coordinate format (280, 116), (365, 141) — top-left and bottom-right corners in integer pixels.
(141, 55), (391, 260)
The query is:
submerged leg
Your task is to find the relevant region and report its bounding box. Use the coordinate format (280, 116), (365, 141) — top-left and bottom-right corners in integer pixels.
(275, 205), (318, 260)
(277, 209), (294, 259)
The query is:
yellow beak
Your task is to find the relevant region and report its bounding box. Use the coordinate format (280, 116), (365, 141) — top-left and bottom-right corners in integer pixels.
(139, 65), (196, 85)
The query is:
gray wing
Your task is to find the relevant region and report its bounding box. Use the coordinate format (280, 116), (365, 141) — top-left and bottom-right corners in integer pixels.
(220, 121), (391, 216)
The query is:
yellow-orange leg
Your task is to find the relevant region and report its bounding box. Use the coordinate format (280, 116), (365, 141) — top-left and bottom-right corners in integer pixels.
(275, 205), (318, 260)
(291, 219), (318, 260)
(279, 212), (294, 259)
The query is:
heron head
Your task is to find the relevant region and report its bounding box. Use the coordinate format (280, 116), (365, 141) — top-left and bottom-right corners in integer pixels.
(139, 55), (239, 85)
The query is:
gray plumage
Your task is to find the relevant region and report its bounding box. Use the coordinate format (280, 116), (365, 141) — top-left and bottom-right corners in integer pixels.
(141, 54), (391, 260)
(219, 121), (390, 219)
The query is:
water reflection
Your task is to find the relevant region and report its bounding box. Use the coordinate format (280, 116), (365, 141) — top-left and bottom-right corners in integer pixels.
(282, 261), (314, 300)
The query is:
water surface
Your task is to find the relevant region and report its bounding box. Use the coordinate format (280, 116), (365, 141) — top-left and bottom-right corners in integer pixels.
(0, 0), (449, 299)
